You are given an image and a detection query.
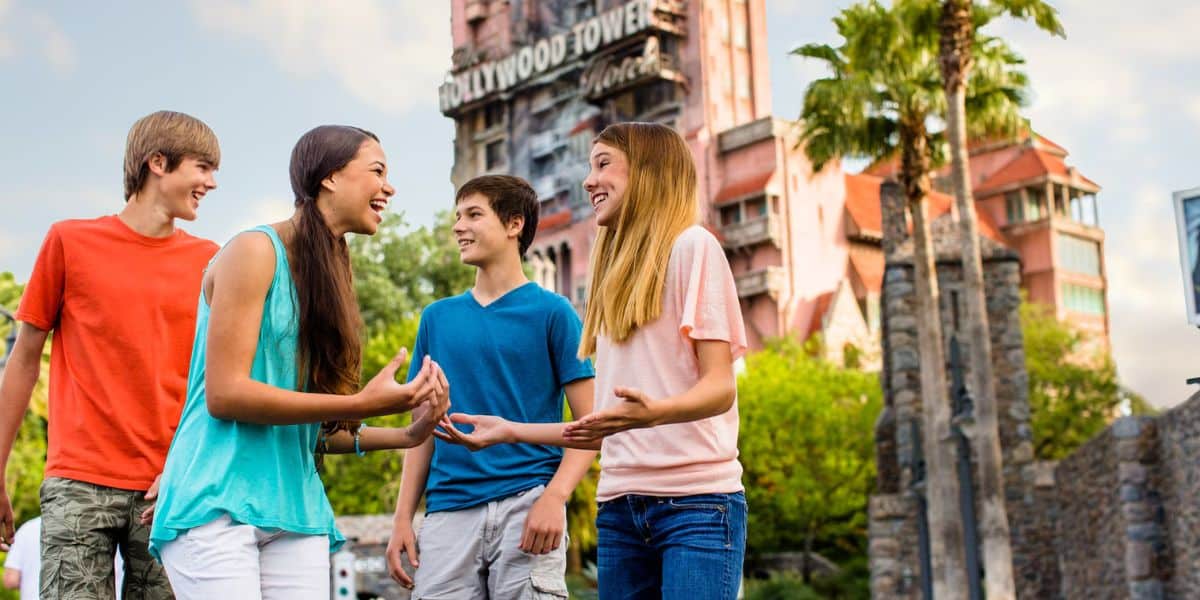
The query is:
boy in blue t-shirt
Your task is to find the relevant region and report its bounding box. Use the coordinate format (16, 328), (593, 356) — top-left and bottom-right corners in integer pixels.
(386, 175), (596, 598)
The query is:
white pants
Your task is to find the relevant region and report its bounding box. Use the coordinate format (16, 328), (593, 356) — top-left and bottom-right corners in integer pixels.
(160, 514), (330, 600)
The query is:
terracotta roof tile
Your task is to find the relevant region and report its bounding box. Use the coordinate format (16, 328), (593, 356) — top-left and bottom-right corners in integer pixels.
(536, 210), (571, 232)
(843, 173), (1003, 243)
(844, 173), (884, 235)
(975, 147), (1097, 194)
(714, 170), (775, 205)
(849, 251), (883, 294)
(809, 291), (834, 335)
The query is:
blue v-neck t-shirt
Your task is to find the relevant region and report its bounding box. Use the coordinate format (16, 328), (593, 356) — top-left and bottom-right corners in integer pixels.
(410, 282), (594, 513)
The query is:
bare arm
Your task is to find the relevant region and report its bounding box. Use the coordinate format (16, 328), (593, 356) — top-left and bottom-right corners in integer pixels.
(386, 437), (434, 588)
(324, 368), (452, 454)
(518, 378), (599, 554)
(3, 568), (18, 589)
(203, 233), (438, 424)
(434, 379), (603, 451)
(0, 324), (48, 545)
(563, 339), (735, 442)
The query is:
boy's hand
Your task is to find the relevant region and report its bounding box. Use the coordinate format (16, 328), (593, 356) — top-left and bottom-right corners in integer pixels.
(562, 386), (660, 442)
(139, 474), (161, 526)
(386, 518), (420, 589)
(433, 413), (513, 451)
(520, 489), (566, 555)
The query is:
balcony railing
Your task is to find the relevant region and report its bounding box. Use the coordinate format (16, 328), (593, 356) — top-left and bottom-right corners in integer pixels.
(530, 131), (567, 159)
(533, 176), (558, 200)
(735, 267), (786, 299)
(721, 215), (781, 250)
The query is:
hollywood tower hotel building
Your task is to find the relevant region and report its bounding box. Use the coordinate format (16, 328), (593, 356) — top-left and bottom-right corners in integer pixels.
(438, 0), (1110, 357)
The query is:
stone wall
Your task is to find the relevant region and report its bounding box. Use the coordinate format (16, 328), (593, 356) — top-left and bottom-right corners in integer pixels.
(1053, 427), (1127, 598)
(871, 177), (1200, 598)
(1034, 394), (1200, 599)
(1159, 391), (1200, 597)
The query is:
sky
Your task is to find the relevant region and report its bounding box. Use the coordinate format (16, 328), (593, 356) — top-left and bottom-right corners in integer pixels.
(1, 1), (1198, 407)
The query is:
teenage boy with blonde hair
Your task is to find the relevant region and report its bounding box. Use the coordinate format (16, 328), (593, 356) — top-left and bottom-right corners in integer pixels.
(0, 110), (221, 599)
(385, 175), (596, 599)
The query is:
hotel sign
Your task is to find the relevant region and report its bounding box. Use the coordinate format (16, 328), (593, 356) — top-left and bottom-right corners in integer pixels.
(580, 36), (669, 100)
(439, 0), (678, 114)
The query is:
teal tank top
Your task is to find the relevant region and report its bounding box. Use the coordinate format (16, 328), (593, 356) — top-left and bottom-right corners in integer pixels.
(149, 225), (344, 557)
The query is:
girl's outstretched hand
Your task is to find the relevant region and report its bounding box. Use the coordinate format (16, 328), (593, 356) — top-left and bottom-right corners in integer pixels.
(562, 386), (660, 442)
(433, 413), (514, 451)
(358, 349), (441, 416)
(406, 365), (451, 443)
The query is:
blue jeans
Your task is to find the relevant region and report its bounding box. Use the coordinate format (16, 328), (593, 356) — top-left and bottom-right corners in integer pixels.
(596, 492), (747, 600)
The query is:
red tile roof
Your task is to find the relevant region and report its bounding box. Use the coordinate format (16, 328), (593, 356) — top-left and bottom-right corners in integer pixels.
(537, 210), (571, 232)
(975, 147), (1099, 195)
(1033, 133), (1067, 156)
(714, 170), (775, 205)
(848, 251), (884, 294)
(844, 173), (884, 236)
(809, 291), (834, 335)
(843, 173), (1004, 242)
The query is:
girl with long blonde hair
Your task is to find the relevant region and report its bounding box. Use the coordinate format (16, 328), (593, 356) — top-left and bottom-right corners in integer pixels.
(566, 122), (748, 599)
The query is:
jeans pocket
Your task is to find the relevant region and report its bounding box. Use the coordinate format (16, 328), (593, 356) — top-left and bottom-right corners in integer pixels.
(666, 494), (729, 513)
(665, 494), (732, 548)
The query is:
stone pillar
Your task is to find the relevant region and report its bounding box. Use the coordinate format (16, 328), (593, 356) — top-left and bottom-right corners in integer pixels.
(872, 207), (1037, 598)
(1114, 417), (1168, 600)
(869, 494), (922, 599)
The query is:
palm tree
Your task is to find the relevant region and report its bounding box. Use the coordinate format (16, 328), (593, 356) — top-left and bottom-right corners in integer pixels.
(933, 2), (1063, 598)
(795, 1), (1032, 596)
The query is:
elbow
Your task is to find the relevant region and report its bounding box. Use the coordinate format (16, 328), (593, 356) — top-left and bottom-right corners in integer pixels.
(204, 378), (239, 421)
(206, 393), (235, 421)
(712, 379), (737, 416)
(4, 571), (19, 589)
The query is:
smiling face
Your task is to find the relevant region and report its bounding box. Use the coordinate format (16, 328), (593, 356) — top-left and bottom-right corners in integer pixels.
(321, 139), (395, 236)
(583, 142), (630, 228)
(153, 154), (217, 221)
(453, 192), (522, 267)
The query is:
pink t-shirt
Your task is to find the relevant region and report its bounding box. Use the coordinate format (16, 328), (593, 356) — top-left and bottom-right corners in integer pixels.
(594, 225), (748, 501)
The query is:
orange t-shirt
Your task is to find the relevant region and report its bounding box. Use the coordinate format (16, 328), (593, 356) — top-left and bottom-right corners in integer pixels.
(16, 215), (218, 491)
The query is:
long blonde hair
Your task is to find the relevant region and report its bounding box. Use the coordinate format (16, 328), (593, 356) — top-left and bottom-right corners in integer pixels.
(578, 122), (699, 357)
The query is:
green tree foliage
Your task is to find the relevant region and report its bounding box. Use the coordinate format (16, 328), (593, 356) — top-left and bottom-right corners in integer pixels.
(738, 339), (882, 570)
(351, 211), (474, 331)
(1021, 301), (1146, 460)
(0, 273), (49, 526)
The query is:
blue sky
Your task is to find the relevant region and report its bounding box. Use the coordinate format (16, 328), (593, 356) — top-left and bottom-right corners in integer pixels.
(2, 1), (1198, 407)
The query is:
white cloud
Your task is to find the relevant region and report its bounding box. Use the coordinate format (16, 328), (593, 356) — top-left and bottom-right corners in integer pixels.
(1187, 99), (1200, 129)
(28, 12), (73, 73)
(0, 3), (76, 71)
(188, 1), (451, 116)
(0, 0), (14, 60)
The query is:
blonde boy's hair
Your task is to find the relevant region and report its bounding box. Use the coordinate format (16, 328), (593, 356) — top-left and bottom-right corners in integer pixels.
(578, 122), (699, 357)
(123, 111), (221, 200)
